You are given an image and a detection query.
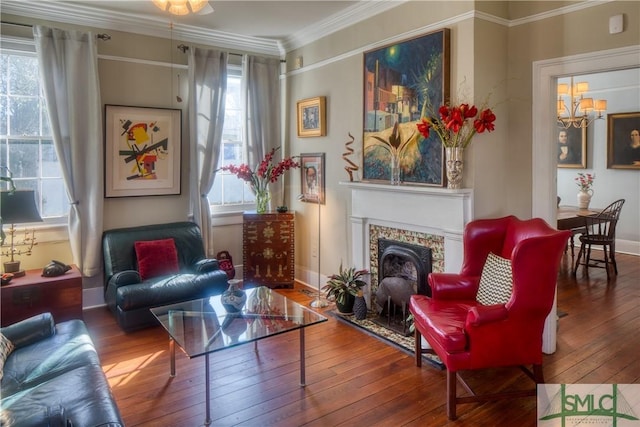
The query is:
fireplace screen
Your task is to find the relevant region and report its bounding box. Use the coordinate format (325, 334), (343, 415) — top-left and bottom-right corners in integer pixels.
(373, 239), (432, 335)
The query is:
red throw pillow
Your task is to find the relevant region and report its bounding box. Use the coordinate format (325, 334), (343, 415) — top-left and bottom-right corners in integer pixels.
(134, 238), (179, 280)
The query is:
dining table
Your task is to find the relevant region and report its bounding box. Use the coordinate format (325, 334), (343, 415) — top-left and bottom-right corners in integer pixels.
(557, 205), (602, 259)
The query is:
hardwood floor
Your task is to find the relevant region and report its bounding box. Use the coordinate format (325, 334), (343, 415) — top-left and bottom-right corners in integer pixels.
(83, 252), (640, 426)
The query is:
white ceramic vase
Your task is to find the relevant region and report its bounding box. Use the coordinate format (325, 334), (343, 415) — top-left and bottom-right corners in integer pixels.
(577, 189), (593, 209)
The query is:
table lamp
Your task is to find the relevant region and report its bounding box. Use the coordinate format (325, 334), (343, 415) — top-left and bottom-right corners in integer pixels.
(1, 190), (43, 277)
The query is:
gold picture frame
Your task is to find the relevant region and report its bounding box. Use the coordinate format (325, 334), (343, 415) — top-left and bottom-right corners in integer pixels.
(557, 126), (587, 169)
(607, 112), (640, 169)
(297, 97), (326, 137)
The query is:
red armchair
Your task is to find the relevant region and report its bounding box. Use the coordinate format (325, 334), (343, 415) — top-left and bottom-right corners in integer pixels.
(409, 215), (570, 420)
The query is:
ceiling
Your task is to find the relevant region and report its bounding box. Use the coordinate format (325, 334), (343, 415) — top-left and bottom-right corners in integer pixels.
(1, 0), (404, 56)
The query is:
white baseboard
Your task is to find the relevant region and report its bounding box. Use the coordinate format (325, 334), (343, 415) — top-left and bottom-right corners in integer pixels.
(616, 239), (639, 256)
(83, 286), (105, 309)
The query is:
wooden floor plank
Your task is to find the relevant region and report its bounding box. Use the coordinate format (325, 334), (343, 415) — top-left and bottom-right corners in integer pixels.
(82, 252), (639, 426)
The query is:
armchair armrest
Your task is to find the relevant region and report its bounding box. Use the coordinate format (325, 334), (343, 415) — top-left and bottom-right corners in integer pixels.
(429, 273), (480, 300)
(467, 304), (509, 326)
(193, 258), (219, 274)
(0, 312), (55, 349)
(109, 270), (141, 287)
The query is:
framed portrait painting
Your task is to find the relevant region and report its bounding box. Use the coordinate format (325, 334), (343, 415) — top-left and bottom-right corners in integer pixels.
(557, 126), (587, 168)
(363, 28), (450, 186)
(607, 112), (640, 169)
(105, 105), (181, 197)
(300, 153), (325, 204)
(297, 97), (326, 137)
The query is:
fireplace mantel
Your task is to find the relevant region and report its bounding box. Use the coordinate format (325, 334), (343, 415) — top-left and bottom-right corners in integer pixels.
(340, 181), (474, 274)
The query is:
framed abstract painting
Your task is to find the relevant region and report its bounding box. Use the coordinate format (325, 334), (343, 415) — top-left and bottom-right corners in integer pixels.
(105, 105), (181, 197)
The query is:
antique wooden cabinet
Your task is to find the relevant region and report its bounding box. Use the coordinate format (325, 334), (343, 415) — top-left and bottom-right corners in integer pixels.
(1, 266), (82, 326)
(242, 212), (295, 288)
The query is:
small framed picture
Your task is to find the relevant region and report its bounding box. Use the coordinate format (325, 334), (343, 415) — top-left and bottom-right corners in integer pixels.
(300, 153), (325, 204)
(607, 112), (640, 169)
(105, 105), (182, 197)
(297, 97), (326, 137)
(557, 126), (586, 168)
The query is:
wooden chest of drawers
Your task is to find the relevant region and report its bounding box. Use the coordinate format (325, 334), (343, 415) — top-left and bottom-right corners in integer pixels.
(1, 266), (82, 326)
(243, 212), (295, 288)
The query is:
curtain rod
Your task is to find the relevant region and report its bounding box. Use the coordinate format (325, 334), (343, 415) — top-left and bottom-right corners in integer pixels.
(1, 21), (111, 40)
(177, 44), (285, 62)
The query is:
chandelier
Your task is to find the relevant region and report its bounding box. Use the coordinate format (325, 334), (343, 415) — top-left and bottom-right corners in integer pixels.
(152, 0), (211, 15)
(557, 76), (607, 129)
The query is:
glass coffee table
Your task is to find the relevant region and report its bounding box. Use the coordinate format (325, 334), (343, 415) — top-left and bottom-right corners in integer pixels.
(150, 287), (327, 425)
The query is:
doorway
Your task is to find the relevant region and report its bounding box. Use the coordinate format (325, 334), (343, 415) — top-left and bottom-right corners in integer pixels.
(532, 45), (640, 354)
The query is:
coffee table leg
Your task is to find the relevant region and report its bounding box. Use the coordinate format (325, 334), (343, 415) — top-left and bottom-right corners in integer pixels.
(299, 328), (306, 386)
(205, 353), (211, 425)
(169, 338), (175, 377)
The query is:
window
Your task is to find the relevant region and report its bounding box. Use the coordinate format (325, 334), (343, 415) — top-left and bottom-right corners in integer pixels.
(208, 68), (256, 211)
(0, 50), (67, 219)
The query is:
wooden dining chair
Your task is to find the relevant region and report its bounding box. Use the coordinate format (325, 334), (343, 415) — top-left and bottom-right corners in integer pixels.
(573, 199), (625, 280)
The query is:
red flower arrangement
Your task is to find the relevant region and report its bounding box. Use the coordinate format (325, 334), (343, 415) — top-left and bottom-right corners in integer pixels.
(218, 146), (299, 213)
(416, 103), (497, 148)
(575, 172), (595, 192)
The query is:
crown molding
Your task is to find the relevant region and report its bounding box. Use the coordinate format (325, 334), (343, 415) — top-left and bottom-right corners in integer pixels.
(1, 0), (609, 57)
(1, 0), (282, 56)
(281, 0), (408, 53)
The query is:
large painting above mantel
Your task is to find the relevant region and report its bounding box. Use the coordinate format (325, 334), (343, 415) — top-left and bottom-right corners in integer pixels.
(362, 28), (450, 186)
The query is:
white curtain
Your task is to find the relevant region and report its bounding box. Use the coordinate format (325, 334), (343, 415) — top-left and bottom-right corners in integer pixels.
(33, 26), (103, 278)
(188, 47), (228, 255)
(242, 56), (282, 203)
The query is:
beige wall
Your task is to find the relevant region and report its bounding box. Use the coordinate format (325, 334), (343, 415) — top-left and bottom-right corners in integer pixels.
(2, 1), (639, 284)
(287, 1), (639, 279)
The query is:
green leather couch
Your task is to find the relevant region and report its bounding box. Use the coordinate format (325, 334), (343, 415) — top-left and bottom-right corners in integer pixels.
(102, 221), (229, 331)
(1, 313), (123, 426)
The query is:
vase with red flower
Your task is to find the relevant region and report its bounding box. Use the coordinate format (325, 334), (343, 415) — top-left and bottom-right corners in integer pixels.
(218, 147), (299, 214)
(575, 172), (595, 209)
(417, 102), (496, 189)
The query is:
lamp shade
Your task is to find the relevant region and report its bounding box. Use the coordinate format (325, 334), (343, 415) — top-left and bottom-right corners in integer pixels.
(594, 99), (607, 112)
(1, 191), (43, 224)
(557, 83), (569, 96)
(579, 98), (594, 113)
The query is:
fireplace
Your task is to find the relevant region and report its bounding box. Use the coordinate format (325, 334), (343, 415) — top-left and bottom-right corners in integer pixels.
(341, 181), (473, 309)
(374, 239), (432, 335)
(377, 238), (432, 297)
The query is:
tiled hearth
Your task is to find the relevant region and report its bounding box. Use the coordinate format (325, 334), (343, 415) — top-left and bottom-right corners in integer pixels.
(341, 181), (473, 306)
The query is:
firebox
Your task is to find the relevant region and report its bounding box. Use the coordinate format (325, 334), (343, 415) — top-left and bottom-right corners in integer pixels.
(374, 239), (432, 335)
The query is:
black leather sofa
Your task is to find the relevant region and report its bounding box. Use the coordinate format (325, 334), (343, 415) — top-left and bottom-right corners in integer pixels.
(103, 221), (229, 331)
(0, 313), (123, 427)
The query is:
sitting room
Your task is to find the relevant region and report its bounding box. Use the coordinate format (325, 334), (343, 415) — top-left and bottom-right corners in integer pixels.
(1, 1), (639, 425)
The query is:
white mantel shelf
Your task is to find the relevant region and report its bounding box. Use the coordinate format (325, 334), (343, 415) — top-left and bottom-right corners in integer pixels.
(339, 181), (473, 198)
(340, 181), (474, 275)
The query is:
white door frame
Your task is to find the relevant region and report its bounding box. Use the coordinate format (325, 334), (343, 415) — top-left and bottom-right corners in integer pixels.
(532, 45), (640, 353)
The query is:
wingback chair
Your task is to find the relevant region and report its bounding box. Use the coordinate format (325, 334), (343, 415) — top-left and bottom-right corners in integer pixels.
(409, 215), (571, 420)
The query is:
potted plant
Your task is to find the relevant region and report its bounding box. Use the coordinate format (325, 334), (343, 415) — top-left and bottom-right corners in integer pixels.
(322, 263), (368, 314)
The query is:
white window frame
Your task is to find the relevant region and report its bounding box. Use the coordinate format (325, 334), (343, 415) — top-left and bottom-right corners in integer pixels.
(0, 37), (68, 226)
(208, 65), (257, 215)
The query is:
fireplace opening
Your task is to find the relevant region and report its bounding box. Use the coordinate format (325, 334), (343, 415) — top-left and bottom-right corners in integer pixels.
(373, 239), (432, 335)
